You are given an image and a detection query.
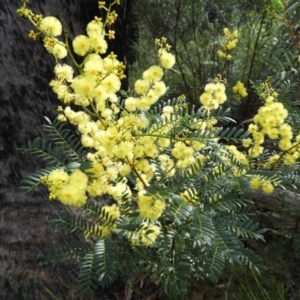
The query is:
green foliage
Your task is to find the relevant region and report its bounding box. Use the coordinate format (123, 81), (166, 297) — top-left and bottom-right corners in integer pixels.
(19, 166), (58, 192)
(42, 242), (93, 266)
(79, 239), (117, 294)
(20, 137), (67, 166)
(21, 102), (300, 298)
(42, 117), (86, 163)
(18, 117), (88, 192)
(29, 113), (268, 298)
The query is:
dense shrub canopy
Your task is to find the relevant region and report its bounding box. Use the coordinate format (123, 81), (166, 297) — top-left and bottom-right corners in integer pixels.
(14, 0), (300, 299)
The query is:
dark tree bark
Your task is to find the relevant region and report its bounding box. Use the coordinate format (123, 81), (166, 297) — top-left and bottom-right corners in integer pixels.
(0, 1), (134, 299)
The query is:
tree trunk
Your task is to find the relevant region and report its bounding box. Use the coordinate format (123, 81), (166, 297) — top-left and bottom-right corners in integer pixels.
(0, 1), (134, 299)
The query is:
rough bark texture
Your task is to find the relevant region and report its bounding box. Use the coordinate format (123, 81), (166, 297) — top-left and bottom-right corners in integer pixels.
(0, 1), (134, 299)
(250, 189), (300, 230)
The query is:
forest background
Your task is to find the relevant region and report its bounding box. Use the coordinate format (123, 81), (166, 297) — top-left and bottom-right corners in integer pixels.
(1, 0), (300, 299)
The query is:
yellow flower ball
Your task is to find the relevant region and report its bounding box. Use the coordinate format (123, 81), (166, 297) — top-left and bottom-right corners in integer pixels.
(204, 83), (216, 93)
(162, 105), (174, 114)
(69, 169), (88, 190)
(248, 124), (258, 134)
(261, 182), (274, 194)
(252, 131), (264, 145)
(48, 169), (69, 188)
(40, 16), (62, 36)
(214, 92), (227, 104)
(140, 223), (161, 246)
(217, 50), (226, 58)
(266, 127), (279, 140)
(84, 59), (104, 77)
(72, 35), (91, 56)
(52, 44), (68, 59)
(152, 81), (167, 97)
(158, 137), (170, 149)
(250, 177), (261, 190)
(113, 141), (134, 159)
(199, 92), (213, 106)
(249, 145), (263, 158)
(90, 36), (108, 54)
(136, 96), (153, 110)
(101, 73), (121, 94)
(278, 138), (292, 151)
(71, 75), (96, 98)
(54, 64), (74, 81)
(242, 138), (252, 148)
(87, 163), (103, 178)
(125, 97), (137, 112)
(214, 82), (226, 94)
(86, 20), (103, 38)
(119, 163), (131, 176)
(279, 124), (293, 139)
(159, 50), (176, 69)
(143, 65), (164, 82)
(134, 79), (150, 95)
(56, 184), (87, 207)
(172, 141), (187, 159)
(138, 191), (165, 220)
(102, 204), (121, 221)
(283, 154), (296, 166)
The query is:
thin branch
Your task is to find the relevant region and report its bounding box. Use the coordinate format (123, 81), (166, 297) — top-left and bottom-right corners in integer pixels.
(281, 0), (300, 52)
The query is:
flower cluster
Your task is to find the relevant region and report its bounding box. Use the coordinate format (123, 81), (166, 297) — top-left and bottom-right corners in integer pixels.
(156, 37), (176, 69)
(16, 5), (68, 59)
(243, 82), (293, 160)
(242, 80), (300, 176)
(17, 1), (179, 242)
(130, 222), (161, 246)
(217, 28), (238, 60)
(232, 81), (248, 100)
(17, 1), (121, 60)
(44, 169), (88, 207)
(137, 190), (166, 221)
(249, 175), (278, 194)
(199, 80), (227, 112)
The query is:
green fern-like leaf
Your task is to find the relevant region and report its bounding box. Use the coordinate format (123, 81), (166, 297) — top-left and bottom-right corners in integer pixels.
(203, 246), (225, 283)
(20, 166), (58, 192)
(213, 227), (241, 254)
(41, 242), (92, 266)
(94, 238), (117, 287)
(168, 195), (193, 223)
(150, 97), (180, 115)
(18, 137), (67, 166)
(190, 211), (215, 246)
(217, 126), (249, 140)
(279, 79), (299, 101)
(232, 246), (267, 272)
(54, 211), (102, 238)
(43, 117), (85, 162)
(79, 252), (98, 295)
(162, 251), (192, 298)
(218, 217), (266, 240)
(113, 214), (144, 240)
